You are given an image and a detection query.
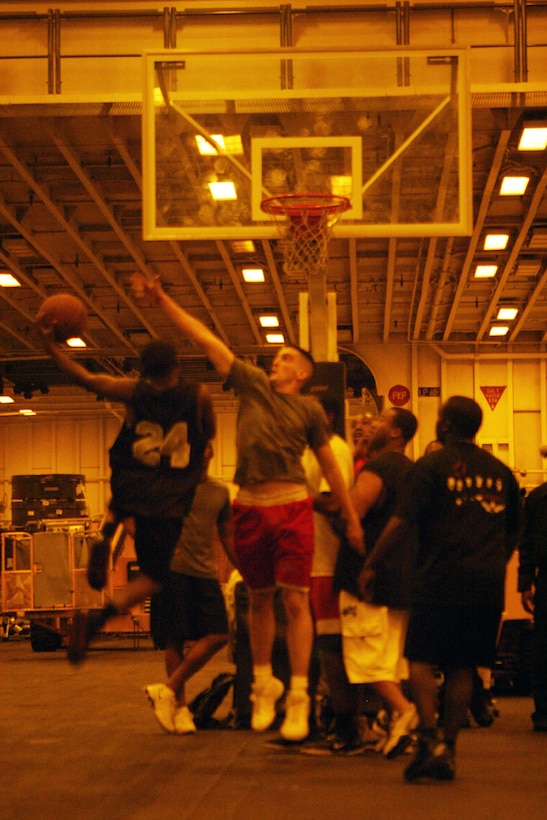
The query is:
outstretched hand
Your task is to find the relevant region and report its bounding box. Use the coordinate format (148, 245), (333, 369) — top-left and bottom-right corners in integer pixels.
(129, 272), (163, 305)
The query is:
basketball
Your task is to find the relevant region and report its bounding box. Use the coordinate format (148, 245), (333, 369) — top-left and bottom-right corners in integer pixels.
(37, 293), (88, 341)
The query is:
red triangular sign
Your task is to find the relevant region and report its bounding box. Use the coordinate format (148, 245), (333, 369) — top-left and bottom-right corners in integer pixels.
(480, 385), (506, 411)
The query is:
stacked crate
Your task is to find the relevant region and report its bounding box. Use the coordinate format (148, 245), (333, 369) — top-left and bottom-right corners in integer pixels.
(11, 474), (88, 527)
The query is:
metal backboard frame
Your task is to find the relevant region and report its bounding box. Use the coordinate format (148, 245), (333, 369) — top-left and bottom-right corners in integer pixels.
(142, 47), (472, 240)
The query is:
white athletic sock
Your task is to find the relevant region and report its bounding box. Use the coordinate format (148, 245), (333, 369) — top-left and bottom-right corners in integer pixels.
(253, 664), (274, 688)
(289, 675), (308, 693)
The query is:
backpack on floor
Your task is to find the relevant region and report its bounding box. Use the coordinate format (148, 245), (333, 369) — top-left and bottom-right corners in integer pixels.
(188, 672), (235, 729)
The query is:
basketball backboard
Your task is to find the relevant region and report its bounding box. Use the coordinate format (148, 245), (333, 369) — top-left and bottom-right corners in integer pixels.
(142, 47), (472, 241)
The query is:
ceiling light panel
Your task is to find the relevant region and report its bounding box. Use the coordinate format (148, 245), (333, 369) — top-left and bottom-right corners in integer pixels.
(497, 307), (518, 320)
(242, 268), (265, 282)
(518, 124), (547, 151)
(474, 264), (498, 278)
(484, 233), (509, 250)
(500, 175), (530, 195)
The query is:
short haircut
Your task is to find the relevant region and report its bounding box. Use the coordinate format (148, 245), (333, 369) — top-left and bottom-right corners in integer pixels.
(440, 395), (483, 438)
(140, 340), (178, 379)
(287, 344), (315, 376)
(391, 407), (418, 444)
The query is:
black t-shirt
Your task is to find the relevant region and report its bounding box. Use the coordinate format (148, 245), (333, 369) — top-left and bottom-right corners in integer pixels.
(398, 442), (522, 608)
(334, 450), (415, 608)
(109, 379), (214, 518)
(518, 482), (547, 591)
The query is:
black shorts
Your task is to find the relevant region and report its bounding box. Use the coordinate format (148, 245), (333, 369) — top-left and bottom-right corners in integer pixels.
(405, 605), (502, 670)
(133, 516), (184, 585)
(158, 573), (229, 647)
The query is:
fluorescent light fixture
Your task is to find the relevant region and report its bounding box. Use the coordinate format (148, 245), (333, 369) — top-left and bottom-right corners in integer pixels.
(497, 306), (518, 321)
(484, 233), (509, 251)
(66, 337), (87, 348)
(528, 230), (547, 250)
(242, 268), (265, 283)
(231, 240), (256, 254)
(266, 332), (285, 344)
(196, 134), (225, 155)
(500, 175), (530, 195)
(196, 134), (244, 156)
(0, 273), (21, 287)
(518, 124), (547, 151)
(224, 135), (243, 154)
(19, 408), (35, 415)
(259, 315), (279, 328)
(474, 264), (498, 278)
(208, 181), (237, 200)
(330, 175), (353, 198)
(489, 325), (509, 337)
(0, 395), (14, 404)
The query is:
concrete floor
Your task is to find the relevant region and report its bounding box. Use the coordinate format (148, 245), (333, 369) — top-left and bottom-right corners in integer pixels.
(2, 634), (546, 820)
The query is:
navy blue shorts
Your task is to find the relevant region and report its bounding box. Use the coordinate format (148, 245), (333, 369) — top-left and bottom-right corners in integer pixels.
(160, 572), (229, 646)
(133, 516), (184, 585)
(405, 605), (502, 670)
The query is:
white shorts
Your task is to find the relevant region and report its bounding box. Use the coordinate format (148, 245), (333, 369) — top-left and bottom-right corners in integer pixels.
(339, 590), (409, 684)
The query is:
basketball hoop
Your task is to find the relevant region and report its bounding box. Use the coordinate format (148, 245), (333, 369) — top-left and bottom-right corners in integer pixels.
(261, 193), (350, 276)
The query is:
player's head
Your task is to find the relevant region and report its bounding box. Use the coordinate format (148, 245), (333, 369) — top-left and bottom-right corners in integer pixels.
(140, 341), (178, 380)
(391, 407), (419, 444)
(437, 395), (482, 443)
(269, 345), (315, 393)
(368, 406), (418, 454)
(350, 413), (374, 448)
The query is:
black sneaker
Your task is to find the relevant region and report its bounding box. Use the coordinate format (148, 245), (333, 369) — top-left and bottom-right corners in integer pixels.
(300, 733), (365, 756)
(469, 687), (496, 728)
(404, 733), (456, 783)
(328, 733), (366, 756)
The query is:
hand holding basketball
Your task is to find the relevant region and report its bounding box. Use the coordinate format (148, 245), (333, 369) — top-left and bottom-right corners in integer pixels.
(36, 294), (87, 342)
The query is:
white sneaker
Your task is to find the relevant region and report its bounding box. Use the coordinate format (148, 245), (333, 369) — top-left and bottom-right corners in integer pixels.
(383, 704), (419, 758)
(251, 677), (285, 732)
(371, 708), (389, 753)
(145, 683), (176, 734)
(280, 690), (310, 742)
(174, 705), (197, 735)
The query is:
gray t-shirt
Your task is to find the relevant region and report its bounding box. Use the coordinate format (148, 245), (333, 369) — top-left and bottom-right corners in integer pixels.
(170, 476), (231, 578)
(226, 358), (330, 487)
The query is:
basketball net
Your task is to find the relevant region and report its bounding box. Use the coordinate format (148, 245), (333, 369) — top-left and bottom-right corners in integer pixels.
(261, 194), (350, 276)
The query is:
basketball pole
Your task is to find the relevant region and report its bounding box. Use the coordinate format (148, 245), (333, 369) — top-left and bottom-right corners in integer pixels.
(299, 279), (338, 364)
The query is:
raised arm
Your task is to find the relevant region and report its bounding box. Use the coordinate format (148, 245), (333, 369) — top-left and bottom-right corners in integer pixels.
(36, 320), (136, 403)
(141, 277), (235, 379)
